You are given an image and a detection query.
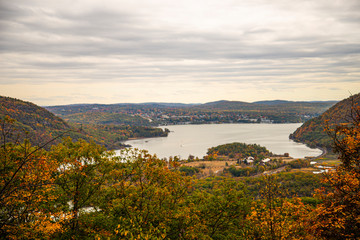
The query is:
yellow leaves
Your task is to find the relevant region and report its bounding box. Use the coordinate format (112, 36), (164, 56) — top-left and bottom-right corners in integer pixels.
(246, 175), (316, 239)
(104, 150), (194, 239)
(248, 198), (313, 240)
(309, 104), (360, 239)
(31, 215), (63, 236)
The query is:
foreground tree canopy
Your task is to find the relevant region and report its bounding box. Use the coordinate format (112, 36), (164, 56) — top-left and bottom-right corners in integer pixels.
(1, 102), (360, 239)
(309, 104), (360, 239)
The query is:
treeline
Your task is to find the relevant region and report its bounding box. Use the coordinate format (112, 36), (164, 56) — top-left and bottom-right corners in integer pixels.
(243, 171), (327, 198)
(207, 142), (273, 160)
(224, 162), (282, 177)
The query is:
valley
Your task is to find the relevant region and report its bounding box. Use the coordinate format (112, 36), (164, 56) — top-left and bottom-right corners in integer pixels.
(1, 94), (358, 239)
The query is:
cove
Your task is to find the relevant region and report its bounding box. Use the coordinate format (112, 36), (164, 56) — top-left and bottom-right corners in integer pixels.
(123, 123), (322, 159)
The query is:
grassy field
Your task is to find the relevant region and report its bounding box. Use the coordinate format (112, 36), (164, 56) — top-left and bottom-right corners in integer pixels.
(182, 151), (341, 178)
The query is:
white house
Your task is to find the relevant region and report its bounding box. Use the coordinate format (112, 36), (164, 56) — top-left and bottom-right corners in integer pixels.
(244, 156), (254, 164)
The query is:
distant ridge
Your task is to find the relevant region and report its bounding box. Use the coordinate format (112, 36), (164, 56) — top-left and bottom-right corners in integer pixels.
(290, 93), (360, 149)
(195, 100), (254, 110)
(46, 102), (199, 109)
(203, 100), (251, 105)
(254, 100), (292, 105)
(254, 100), (338, 105)
(46, 99), (337, 124)
(141, 102), (198, 107)
(46, 99), (337, 109)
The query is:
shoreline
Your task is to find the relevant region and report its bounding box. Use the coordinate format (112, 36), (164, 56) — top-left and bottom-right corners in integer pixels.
(120, 123), (319, 160)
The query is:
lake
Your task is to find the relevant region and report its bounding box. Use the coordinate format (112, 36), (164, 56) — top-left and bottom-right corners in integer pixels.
(123, 123), (322, 159)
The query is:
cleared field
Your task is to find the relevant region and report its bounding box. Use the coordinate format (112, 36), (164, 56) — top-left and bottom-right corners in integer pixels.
(183, 160), (237, 176)
(182, 152), (340, 177)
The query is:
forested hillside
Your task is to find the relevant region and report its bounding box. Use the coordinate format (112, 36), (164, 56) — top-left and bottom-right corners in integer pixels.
(0, 96), (168, 149)
(290, 93), (360, 149)
(0, 96), (71, 144)
(62, 112), (152, 126)
(0, 96), (69, 131)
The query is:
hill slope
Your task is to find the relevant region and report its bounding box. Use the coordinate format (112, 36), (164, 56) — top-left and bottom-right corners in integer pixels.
(290, 93), (360, 149)
(0, 96), (69, 130)
(62, 112), (152, 126)
(0, 96), (71, 145)
(0, 96), (168, 149)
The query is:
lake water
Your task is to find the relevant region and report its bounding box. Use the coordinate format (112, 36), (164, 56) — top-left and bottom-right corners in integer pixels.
(123, 123), (322, 159)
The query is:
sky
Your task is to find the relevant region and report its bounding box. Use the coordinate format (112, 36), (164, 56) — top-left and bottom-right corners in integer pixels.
(0, 0), (360, 106)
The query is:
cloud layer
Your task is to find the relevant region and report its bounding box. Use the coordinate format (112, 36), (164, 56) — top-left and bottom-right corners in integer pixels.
(1, 0), (360, 105)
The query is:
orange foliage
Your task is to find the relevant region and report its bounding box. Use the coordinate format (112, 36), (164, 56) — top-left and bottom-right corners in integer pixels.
(309, 104), (360, 239)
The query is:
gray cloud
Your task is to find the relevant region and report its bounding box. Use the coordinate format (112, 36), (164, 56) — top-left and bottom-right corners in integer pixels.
(0, 0), (359, 104)
(1, 0), (358, 60)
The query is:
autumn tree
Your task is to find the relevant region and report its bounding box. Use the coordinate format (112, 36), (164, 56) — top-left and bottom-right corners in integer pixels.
(190, 178), (251, 239)
(310, 103), (360, 239)
(247, 175), (312, 240)
(49, 137), (114, 239)
(0, 116), (61, 239)
(96, 149), (200, 239)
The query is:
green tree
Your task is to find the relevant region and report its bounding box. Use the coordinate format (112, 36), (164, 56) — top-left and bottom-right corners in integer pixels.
(191, 178), (251, 239)
(49, 137), (113, 238)
(98, 149), (199, 239)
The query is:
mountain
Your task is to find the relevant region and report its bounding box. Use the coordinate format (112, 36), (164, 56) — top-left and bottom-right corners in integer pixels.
(290, 93), (360, 149)
(0, 96), (168, 149)
(253, 100), (337, 106)
(0, 96), (72, 144)
(192, 100), (337, 113)
(253, 100), (293, 105)
(141, 102), (198, 107)
(0, 96), (69, 130)
(195, 100), (253, 110)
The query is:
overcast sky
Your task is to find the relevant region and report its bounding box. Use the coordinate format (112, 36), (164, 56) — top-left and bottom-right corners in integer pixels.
(0, 0), (360, 106)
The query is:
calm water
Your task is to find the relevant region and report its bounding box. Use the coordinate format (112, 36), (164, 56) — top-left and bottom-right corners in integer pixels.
(123, 123), (322, 159)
